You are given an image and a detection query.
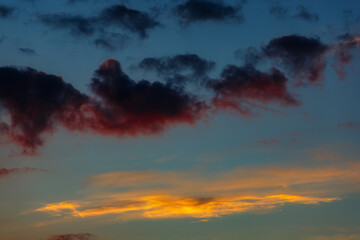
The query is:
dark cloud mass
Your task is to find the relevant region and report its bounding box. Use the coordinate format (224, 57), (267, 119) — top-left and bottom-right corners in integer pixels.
(138, 54), (216, 85)
(0, 33), (358, 153)
(174, 0), (244, 25)
(88, 59), (207, 135)
(48, 233), (95, 240)
(263, 35), (328, 84)
(210, 65), (299, 115)
(100, 5), (161, 38)
(0, 5), (14, 19)
(0, 67), (88, 154)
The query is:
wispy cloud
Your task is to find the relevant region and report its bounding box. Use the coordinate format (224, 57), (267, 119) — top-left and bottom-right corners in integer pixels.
(0, 167), (48, 177)
(32, 162), (360, 223)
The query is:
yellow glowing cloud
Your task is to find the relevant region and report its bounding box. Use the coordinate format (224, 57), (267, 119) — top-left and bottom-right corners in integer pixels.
(32, 163), (359, 223)
(34, 194), (336, 220)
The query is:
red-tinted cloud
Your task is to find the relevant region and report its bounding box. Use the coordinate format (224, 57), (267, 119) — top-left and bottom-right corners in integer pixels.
(263, 34), (328, 84)
(0, 66), (88, 154)
(337, 122), (360, 129)
(48, 233), (95, 240)
(86, 59), (208, 136)
(0, 167), (48, 177)
(210, 65), (299, 115)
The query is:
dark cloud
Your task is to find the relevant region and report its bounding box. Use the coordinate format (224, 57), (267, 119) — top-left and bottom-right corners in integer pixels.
(18, 48), (36, 55)
(293, 5), (319, 22)
(332, 35), (360, 80)
(263, 34), (328, 84)
(234, 47), (263, 66)
(67, 0), (88, 3)
(38, 13), (96, 36)
(138, 54), (215, 85)
(337, 122), (360, 129)
(38, 4), (161, 46)
(48, 233), (95, 240)
(94, 33), (129, 50)
(174, 0), (244, 25)
(88, 59), (207, 135)
(0, 5), (15, 19)
(269, 6), (289, 20)
(0, 66), (88, 154)
(209, 64), (299, 115)
(0, 60), (207, 153)
(99, 4), (161, 38)
(0, 167), (48, 177)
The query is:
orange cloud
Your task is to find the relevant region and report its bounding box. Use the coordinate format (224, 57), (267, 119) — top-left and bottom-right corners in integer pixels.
(31, 162), (360, 223)
(34, 194), (336, 221)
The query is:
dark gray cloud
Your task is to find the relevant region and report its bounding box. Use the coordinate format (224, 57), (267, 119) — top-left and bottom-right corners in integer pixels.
(269, 4), (319, 23)
(38, 13), (96, 36)
(293, 5), (319, 22)
(88, 59), (207, 134)
(0, 66), (88, 154)
(263, 34), (328, 83)
(138, 54), (215, 85)
(269, 6), (289, 20)
(18, 48), (37, 55)
(38, 4), (161, 48)
(209, 64), (299, 115)
(94, 33), (129, 50)
(0, 5), (15, 19)
(174, 0), (244, 25)
(100, 4), (161, 38)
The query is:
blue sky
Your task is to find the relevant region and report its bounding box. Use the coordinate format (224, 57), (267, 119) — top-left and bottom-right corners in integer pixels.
(0, 0), (360, 240)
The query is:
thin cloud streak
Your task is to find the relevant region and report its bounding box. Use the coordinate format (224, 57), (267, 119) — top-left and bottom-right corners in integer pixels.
(32, 162), (360, 223)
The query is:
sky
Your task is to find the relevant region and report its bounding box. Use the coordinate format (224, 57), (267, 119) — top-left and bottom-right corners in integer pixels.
(0, 0), (360, 239)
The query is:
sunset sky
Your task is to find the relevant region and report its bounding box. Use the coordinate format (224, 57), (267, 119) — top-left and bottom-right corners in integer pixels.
(0, 0), (360, 240)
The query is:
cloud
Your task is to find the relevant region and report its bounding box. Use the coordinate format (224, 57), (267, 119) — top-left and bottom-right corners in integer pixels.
(38, 4), (161, 48)
(209, 64), (299, 115)
(263, 34), (328, 84)
(0, 59), (208, 153)
(0, 5), (15, 19)
(18, 48), (37, 55)
(1, 34), (359, 153)
(0, 66), (88, 154)
(337, 122), (360, 129)
(0, 167), (48, 177)
(93, 33), (129, 51)
(309, 234), (360, 240)
(174, 0), (244, 25)
(87, 59), (207, 135)
(33, 161), (360, 222)
(138, 54), (216, 85)
(38, 13), (96, 36)
(269, 6), (289, 20)
(293, 5), (319, 23)
(331, 35), (360, 80)
(99, 4), (161, 39)
(48, 233), (95, 240)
